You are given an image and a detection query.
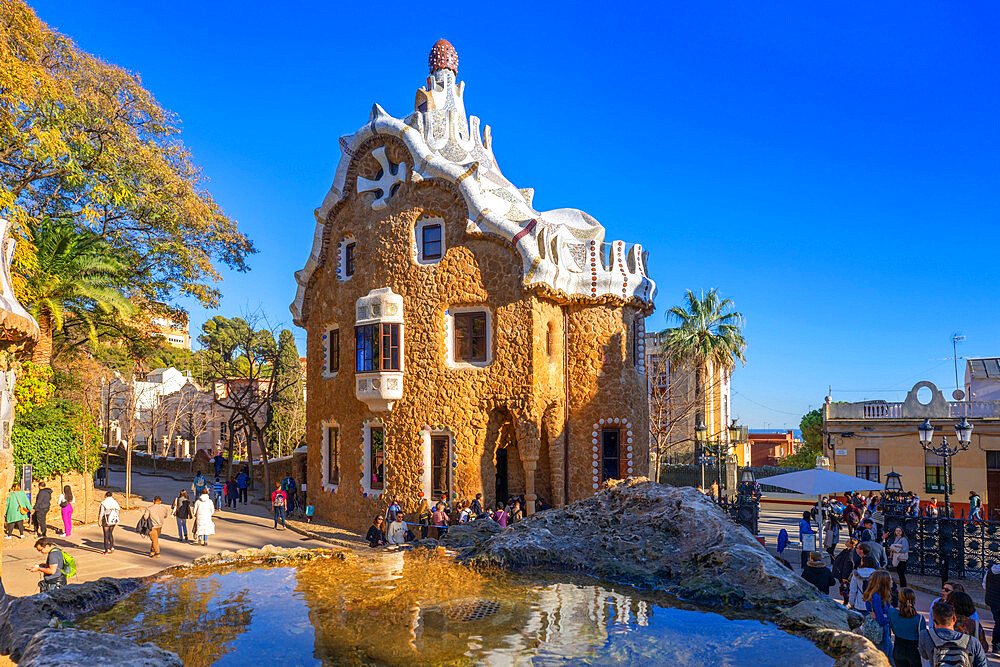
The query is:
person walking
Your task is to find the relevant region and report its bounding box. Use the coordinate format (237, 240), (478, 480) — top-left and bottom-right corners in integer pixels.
(831, 539), (857, 606)
(919, 601), (988, 667)
(192, 471), (208, 498)
(192, 491), (215, 546)
(212, 478), (224, 511)
(58, 486), (73, 537)
(970, 491), (984, 522)
(888, 587), (926, 667)
(798, 511), (816, 570)
(982, 562), (1000, 653)
(31, 482), (52, 537)
(889, 525), (910, 588)
(863, 570), (894, 660)
(142, 496), (171, 558)
(859, 520), (888, 569)
(281, 475), (298, 515)
(97, 491), (121, 554)
(5, 483), (31, 539)
(29, 538), (70, 592)
(802, 551), (837, 594)
(171, 490), (192, 542)
(270, 482), (287, 530)
(417, 498), (431, 539)
(236, 469), (250, 504)
(213, 453), (225, 480)
(470, 493), (484, 519)
(225, 477), (239, 509)
(823, 517), (841, 559)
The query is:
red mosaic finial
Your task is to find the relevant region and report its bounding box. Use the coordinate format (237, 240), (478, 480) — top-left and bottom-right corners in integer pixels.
(429, 39), (458, 74)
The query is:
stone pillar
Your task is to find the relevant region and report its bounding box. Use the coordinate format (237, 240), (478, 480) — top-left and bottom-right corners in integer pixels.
(174, 436), (182, 458)
(183, 439), (190, 458)
(522, 457), (537, 515)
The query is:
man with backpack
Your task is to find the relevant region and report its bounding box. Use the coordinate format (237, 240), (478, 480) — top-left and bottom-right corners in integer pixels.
(192, 471), (208, 498)
(29, 538), (74, 592)
(236, 469), (250, 504)
(281, 475), (297, 514)
(142, 496), (172, 558)
(919, 600), (988, 667)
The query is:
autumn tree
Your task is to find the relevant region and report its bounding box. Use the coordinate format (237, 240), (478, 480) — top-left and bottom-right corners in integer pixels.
(200, 314), (294, 493)
(267, 330), (305, 457)
(1, 0), (255, 307)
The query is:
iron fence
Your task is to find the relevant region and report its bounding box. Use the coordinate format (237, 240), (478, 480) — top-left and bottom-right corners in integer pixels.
(882, 514), (1000, 579)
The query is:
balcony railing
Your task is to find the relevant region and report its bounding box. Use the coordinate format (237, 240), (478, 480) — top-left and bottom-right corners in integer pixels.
(828, 400), (1000, 420)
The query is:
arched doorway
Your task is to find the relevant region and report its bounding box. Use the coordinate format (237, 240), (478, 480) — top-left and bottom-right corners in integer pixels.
(482, 408), (524, 508)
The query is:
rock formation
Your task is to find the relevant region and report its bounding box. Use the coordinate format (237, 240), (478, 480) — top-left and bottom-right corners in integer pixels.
(460, 478), (887, 667)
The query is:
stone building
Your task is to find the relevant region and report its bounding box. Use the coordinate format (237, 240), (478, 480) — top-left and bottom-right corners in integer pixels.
(291, 41), (656, 531)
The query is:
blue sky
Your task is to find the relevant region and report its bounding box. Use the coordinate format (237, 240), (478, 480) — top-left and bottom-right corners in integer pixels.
(32, 2), (999, 429)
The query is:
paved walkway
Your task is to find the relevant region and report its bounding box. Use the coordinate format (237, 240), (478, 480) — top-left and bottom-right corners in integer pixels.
(0, 468), (330, 598)
(760, 505), (1000, 664)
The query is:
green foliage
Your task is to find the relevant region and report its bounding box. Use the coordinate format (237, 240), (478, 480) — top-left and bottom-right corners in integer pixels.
(778, 408), (824, 469)
(664, 288), (747, 370)
(21, 218), (136, 364)
(267, 330), (305, 453)
(13, 360), (54, 415)
(12, 398), (101, 479)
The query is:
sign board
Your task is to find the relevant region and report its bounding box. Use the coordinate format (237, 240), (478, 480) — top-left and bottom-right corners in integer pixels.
(835, 449), (847, 456)
(21, 464), (32, 501)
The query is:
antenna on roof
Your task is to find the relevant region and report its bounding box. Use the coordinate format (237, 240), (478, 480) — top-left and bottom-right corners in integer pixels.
(952, 333), (966, 401)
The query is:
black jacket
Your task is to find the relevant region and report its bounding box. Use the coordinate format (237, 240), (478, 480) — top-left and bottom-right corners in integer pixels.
(802, 564), (837, 594)
(832, 547), (855, 581)
(34, 488), (52, 512)
(366, 525), (385, 548)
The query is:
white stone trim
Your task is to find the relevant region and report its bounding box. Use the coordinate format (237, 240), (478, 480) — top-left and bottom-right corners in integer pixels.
(336, 235), (357, 282)
(321, 419), (340, 492)
(361, 418), (386, 498)
(355, 288), (404, 411)
(444, 306), (493, 369)
(321, 323), (339, 379)
(414, 214), (446, 265)
(634, 317), (646, 375)
(418, 426), (456, 502)
(591, 418), (635, 489)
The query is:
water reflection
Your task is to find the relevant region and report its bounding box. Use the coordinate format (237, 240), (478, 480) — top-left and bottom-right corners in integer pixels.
(81, 550), (832, 666)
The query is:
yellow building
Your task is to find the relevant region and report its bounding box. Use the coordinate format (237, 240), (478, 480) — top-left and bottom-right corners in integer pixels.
(824, 380), (1000, 518)
(645, 331), (734, 465)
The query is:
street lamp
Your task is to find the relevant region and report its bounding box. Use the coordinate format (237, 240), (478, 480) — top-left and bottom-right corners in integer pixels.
(885, 471), (903, 493)
(740, 468), (756, 485)
(918, 417), (973, 517)
(696, 420), (708, 490)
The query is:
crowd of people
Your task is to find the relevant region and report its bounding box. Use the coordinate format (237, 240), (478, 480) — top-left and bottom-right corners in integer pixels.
(790, 490), (996, 666)
(366, 493), (536, 547)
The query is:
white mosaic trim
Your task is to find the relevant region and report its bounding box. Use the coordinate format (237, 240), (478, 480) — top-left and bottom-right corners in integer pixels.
(591, 418), (635, 489)
(321, 418), (340, 493)
(291, 52), (655, 326)
(360, 418), (386, 498)
(321, 323), (339, 379)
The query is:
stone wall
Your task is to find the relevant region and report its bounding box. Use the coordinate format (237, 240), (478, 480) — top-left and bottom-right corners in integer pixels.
(28, 470), (96, 525)
(302, 136), (651, 533)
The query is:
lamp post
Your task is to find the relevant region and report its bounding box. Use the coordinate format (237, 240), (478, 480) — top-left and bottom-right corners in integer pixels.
(917, 418), (973, 518)
(696, 420), (708, 491)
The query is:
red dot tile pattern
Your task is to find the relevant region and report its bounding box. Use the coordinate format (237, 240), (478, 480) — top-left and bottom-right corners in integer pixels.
(429, 39), (459, 74)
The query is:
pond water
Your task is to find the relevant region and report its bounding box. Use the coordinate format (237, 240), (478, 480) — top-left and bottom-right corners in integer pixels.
(79, 550), (833, 666)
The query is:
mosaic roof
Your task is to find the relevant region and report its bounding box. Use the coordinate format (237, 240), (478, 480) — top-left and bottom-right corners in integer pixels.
(291, 42), (656, 324)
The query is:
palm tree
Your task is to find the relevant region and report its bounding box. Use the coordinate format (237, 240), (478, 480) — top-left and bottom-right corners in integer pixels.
(664, 289), (747, 371)
(655, 289), (747, 466)
(20, 218), (135, 365)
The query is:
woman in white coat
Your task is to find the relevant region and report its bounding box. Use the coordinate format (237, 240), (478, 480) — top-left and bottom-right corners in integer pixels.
(192, 491), (215, 546)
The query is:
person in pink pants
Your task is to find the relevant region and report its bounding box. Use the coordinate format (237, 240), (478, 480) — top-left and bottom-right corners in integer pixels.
(58, 486), (73, 537)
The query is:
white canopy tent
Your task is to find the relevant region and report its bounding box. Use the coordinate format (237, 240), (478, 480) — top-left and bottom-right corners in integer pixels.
(758, 468), (886, 561)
